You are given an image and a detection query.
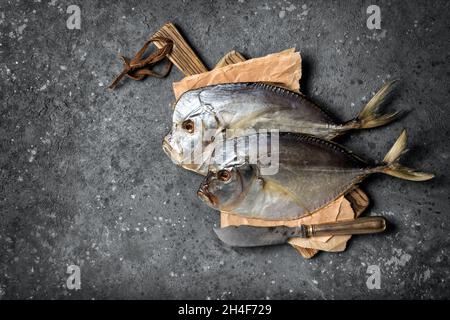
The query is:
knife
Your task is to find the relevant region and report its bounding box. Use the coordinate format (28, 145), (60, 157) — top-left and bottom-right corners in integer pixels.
(214, 216), (387, 247)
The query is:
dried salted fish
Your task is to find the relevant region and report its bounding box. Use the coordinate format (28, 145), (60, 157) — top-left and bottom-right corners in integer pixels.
(197, 131), (433, 220)
(163, 81), (399, 175)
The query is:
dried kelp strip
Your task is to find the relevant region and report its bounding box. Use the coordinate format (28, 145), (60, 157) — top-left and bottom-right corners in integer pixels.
(109, 37), (173, 90)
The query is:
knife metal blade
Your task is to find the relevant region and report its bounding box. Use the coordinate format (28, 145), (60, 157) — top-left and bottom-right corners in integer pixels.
(214, 216), (386, 247)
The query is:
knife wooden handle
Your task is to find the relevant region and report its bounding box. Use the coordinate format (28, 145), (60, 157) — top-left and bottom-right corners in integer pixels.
(306, 216), (387, 237)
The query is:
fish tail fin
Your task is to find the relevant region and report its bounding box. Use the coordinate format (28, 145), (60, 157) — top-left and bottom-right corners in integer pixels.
(348, 80), (400, 130)
(374, 130), (434, 181)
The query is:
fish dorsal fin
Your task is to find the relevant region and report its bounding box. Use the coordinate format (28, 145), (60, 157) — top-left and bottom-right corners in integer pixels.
(253, 82), (302, 97)
(192, 82), (337, 123)
(281, 132), (369, 165)
(251, 83), (337, 123)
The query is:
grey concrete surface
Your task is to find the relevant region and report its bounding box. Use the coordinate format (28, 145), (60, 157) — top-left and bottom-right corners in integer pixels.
(0, 0), (449, 299)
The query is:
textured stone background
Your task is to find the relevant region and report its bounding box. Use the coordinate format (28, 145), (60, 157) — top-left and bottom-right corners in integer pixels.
(0, 0), (449, 299)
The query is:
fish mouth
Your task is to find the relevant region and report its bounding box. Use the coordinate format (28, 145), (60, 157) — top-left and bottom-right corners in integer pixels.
(197, 185), (219, 207)
(162, 136), (203, 172)
(162, 136), (181, 164)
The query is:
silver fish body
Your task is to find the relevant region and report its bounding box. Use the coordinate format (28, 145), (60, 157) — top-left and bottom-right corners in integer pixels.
(198, 131), (433, 220)
(163, 82), (399, 175)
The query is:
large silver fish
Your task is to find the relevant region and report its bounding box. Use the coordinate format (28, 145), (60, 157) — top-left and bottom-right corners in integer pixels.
(163, 81), (399, 175)
(197, 131), (433, 220)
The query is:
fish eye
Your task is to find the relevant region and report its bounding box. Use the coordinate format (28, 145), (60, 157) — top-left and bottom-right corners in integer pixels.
(181, 119), (195, 133)
(217, 170), (231, 182)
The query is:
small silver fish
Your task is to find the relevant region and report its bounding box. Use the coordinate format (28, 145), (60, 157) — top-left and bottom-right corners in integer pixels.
(163, 81), (399, 175)
(197, 130), (433, 220)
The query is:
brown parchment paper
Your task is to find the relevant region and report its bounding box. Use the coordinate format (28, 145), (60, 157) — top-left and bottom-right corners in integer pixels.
(172, 48), (301, 100)
(172, 48), (365, 256)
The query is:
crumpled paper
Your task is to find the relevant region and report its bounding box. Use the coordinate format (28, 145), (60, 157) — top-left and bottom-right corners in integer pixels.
(173, 48), (301, 100)
(172, 48), (367, 257)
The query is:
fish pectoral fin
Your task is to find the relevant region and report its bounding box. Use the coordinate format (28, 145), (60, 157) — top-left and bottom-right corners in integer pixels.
(229, 107), (291, 130)
(263, 180), (312, 217)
